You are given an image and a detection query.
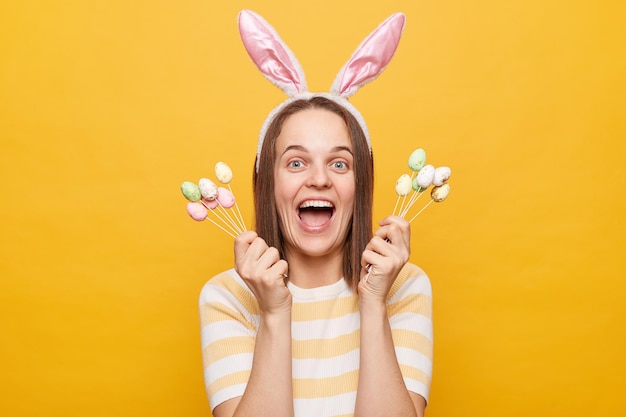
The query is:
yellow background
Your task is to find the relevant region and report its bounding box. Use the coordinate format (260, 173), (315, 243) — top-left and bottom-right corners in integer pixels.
(1, 0), (624, 415)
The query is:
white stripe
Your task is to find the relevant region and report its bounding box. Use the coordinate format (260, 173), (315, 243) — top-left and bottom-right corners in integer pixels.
(293, 391), (357, 417)
(204, 353), (253, 386)
(209, 383), (247, 412)
(198, 269), (255, 307)
(405, 379), (430, 403)
(288, 278), (350, 300)
(395, 347), (433, 378)
(292, 311), (360, 340)
(292, 349), (360, 379)
(198, 269), (242, 295)
(389, 274), (432, 303)
(200, 276), (251, 307)
(200, 319), (255, 349)
(390, 312), (433, 341)
(199, 283), (244, 311)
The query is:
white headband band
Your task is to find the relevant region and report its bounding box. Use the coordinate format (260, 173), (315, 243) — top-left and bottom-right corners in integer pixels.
(237, 10), (406, 171)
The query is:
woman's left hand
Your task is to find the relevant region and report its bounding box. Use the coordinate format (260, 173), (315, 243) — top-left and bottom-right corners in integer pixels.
(359, 216), (411, 302)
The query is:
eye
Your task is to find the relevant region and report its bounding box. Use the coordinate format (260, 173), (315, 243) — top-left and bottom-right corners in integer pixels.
(288, 160), (303, 169)
(332, 161), (348, 170)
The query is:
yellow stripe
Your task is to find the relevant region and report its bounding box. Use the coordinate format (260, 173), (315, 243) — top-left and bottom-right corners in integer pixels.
(399, 364), (431, 386)
(199, 301), (258, 334)
(388, 263), (425, 299)
(292, 330), (360, 359)
(207, 370), (250, 395)
(391, 329), (433, 357)
(202, 335), (255, 364)
(209, 272), (260, 315)
(293, 370), (359, 399)
(292, 296), (358, 322)
(388, 293), (432, 318)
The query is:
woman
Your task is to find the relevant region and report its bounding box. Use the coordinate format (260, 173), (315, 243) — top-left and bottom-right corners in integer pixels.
(199, 97), (433, 417)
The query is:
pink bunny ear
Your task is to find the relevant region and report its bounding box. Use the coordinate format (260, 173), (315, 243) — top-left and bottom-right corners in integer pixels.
(238, 10), (307, 97)
(331, 13), (406, 98)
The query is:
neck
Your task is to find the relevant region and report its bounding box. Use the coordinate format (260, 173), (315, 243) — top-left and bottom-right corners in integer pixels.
(284, 249), (344, 289)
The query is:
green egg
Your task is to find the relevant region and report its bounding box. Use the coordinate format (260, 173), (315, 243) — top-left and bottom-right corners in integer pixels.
(180, 181), (201, 202)
(408, 148), (426, 171)
(412, 176), (425, 192)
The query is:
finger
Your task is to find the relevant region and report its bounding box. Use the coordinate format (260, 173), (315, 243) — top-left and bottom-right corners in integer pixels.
(376, 216), (410, 242)
(361, 248), (384, 270)
(240, 237), (276, 267)
(367, 235), (394, 257)
(378, 214), (409, 227)
(234, 230), (259, 259)
(256, 246), (282, 271)
(268, 259), (289, 281)
(375, 224), (410, 259)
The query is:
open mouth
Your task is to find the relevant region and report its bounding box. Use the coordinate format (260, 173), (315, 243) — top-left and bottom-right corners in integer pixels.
(298, 200), (335, 228)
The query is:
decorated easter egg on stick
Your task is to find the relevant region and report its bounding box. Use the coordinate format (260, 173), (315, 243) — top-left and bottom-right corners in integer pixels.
(198, 178), (219, 200)
(416, 165), (435, 189)
(431, 183), (451, 202)
(408, 148), (426, 171)
(187, 202), (208, 221)
(215, 162), (233, 184)
(433, 166), (451, 187)
(217, 187), (236, 209)
(181, 181), (201, 202)
(395, 174), (412, 196)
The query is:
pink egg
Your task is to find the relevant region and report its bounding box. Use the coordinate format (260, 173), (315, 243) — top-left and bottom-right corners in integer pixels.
(201, 197), (219, 210)
(217, 187), (235, 208)
(186, 202), (208, 221)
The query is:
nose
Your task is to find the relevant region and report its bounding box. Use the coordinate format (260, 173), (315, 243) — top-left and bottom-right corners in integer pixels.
(306, 164), (331, 188)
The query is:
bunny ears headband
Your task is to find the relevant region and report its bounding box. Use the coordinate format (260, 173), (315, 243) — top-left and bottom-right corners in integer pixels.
(237, 10), (406, 171)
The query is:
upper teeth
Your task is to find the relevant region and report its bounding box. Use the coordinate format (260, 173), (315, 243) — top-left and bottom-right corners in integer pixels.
(300, 200), (333, 209)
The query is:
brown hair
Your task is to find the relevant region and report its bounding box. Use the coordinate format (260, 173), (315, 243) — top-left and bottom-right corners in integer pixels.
(253, 96), (374, 289)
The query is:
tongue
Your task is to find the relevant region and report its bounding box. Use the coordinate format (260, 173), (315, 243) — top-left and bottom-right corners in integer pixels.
(299, 209), (332, 227)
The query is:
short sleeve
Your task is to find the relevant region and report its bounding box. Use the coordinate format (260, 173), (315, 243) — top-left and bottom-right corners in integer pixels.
(198, 269), (260, 411)
(387, 263), (433, 402)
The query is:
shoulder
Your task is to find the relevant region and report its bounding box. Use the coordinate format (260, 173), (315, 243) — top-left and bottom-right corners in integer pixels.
(198, 269), (259, 328)
(199, 269), (246, 299)
(199, 269), (259, 314)
(388, 262), (432, 300)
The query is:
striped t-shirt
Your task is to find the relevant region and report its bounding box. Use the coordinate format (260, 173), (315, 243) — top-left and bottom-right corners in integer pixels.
(199, 262), (433, 416)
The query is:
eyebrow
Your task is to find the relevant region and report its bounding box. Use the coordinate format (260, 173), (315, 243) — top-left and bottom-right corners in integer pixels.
(280, 145), (354, 157)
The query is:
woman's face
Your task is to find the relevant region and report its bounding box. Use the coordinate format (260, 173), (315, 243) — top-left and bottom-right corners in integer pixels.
(273, 108), (355, 260)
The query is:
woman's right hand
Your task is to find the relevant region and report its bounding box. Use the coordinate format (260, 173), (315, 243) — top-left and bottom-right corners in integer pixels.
(234, 231), (291, 315)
